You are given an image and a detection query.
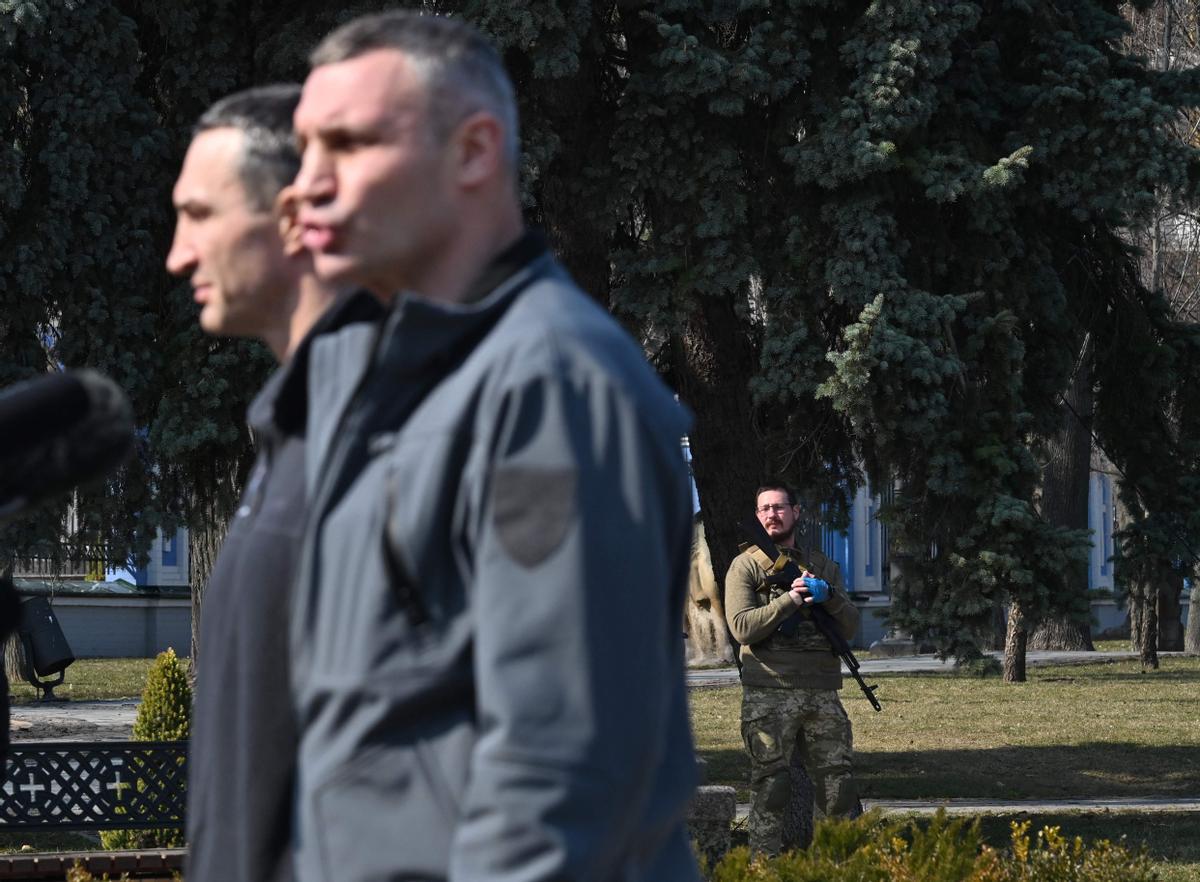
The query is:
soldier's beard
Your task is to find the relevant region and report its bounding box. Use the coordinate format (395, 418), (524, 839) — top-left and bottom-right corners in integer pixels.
(766, 522), (795, 545)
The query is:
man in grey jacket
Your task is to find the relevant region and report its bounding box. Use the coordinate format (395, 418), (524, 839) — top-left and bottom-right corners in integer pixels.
(289, 11), (700, 882)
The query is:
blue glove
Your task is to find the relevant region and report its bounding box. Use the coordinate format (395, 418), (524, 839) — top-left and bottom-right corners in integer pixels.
(802, 577), (830, 603)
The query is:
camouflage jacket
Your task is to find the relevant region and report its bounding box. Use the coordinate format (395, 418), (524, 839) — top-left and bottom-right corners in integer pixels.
(724, 544), (859, 689)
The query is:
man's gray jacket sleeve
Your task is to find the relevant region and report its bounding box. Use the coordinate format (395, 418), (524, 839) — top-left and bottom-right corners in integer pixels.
(448, 347), (698, 881)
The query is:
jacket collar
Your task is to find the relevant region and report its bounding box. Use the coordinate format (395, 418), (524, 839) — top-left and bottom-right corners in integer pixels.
(380, 230), (551, 379)
(248, 289), (386, 439)
(462, 229), (548, 304)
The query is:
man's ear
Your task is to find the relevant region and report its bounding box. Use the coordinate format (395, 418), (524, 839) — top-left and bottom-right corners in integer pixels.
(275, 185), (306, 257)
(452, 111), (505, 189)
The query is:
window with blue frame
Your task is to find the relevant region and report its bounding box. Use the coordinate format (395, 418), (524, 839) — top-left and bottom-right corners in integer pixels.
(161, 531), (178, 567)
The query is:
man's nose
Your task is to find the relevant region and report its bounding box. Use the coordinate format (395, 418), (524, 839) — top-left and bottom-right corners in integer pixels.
(292, 145), (335, 206)
(165, 230), (196, 277)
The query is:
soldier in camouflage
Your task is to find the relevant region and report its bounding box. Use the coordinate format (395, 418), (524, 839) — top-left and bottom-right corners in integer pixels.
(724, 483), (860, 855)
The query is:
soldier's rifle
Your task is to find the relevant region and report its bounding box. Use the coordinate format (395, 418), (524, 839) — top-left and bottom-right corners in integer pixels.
(738, 518), (882, 712)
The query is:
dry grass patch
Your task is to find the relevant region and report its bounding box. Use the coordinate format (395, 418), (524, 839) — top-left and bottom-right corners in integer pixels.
(9, 658), (154, 704)
(691, 656), (1200, 800)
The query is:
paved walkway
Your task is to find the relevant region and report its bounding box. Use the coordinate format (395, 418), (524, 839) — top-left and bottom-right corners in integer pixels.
(9, 698), (138, 742)
(863, 796), (1200, 814)
(733, 796), (1200, 821)
(687, 649), (1167, 688)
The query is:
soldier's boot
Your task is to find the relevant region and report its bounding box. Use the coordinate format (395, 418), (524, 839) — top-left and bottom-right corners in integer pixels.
(812, 762), (858, 820)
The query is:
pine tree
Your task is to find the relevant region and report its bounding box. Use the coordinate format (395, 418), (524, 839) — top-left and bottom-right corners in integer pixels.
(800, 1), (1200, 670)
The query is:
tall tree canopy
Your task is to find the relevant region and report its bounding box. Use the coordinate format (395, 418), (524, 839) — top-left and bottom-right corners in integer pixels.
(801, 1), (1194, 662)
(3, 0), (1200, 669)
(1, 1), (278, 655)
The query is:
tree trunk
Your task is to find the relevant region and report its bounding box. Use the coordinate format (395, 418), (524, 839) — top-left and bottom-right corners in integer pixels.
(1185, 580), (1200, 655)
(670, 289), (768, 588)
(1157, 568), (1184, 651)
(186, 456), (245, 675)
(1003, 600), (1027, 683)
(189, 514), (229, 673)
(1, 561), (28, 685)
(1031, 337), (1094, 650)
(4, 632), (28, 686)
(1029, 616), (1093, 651)
(1138, 581), (1160, 670)
(988, 601), (1007, 651)
(683, 519), (734, 666)
(1129, 588), (1144, 652)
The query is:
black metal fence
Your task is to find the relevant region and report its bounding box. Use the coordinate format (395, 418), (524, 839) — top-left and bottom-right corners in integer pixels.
(0, 742), (186, 831)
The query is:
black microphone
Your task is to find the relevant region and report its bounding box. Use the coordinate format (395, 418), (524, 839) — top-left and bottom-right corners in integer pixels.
(0, 370), (135, 521)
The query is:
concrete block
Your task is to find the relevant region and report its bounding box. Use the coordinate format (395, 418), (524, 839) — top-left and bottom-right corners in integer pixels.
(688, 784), (736, 867)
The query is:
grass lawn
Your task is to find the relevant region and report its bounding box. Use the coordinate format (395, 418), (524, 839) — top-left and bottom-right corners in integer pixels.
(692, 656), (1200, 800)
(693, 655), (1200, 880)
(9, 657), (153, 704)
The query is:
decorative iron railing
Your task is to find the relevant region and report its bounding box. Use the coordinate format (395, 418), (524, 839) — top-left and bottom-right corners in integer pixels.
(0, 742), (186, 831)
(10, 543), (113, 580)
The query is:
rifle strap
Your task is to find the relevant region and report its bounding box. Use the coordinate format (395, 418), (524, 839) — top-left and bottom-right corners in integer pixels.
(741, 543), (772, 573)
(743, 542), (805, 579)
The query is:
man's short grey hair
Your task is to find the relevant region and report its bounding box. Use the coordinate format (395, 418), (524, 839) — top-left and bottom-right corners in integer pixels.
(195, 84), (302, 212)
(310, 11), (520, 171)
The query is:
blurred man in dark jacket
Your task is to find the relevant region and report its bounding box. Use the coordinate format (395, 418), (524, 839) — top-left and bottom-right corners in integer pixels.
(167, 84), (380, 882)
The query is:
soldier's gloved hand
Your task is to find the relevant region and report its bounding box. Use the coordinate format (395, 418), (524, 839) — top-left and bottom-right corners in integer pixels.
(801, 577), (830, 603)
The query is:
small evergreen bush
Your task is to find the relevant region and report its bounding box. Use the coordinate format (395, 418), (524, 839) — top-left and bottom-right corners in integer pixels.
(99, 648), (191, 851)
(706, 811), (1156, 882)
(129, 647), (190, 742)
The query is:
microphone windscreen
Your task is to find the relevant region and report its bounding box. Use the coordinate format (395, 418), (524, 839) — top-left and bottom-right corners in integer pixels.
(0, 370), (135, 521)
(0, 372), (90, 462)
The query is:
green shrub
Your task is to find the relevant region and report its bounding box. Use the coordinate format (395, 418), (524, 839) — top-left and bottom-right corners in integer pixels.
(99, 648), (191, 851)
(707, 811), (1156, 882)
(66, 862), (133, 881)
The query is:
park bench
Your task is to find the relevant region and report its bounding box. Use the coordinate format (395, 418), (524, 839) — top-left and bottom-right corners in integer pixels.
(0, 741), (186, 879)
(0, 742), (185, 833)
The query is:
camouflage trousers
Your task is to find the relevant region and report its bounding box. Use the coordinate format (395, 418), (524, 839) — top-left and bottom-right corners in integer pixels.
(740, 685), (856, 856)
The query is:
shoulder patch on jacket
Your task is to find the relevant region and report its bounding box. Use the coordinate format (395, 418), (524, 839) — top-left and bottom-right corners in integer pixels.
(491, 466), (577, 567)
